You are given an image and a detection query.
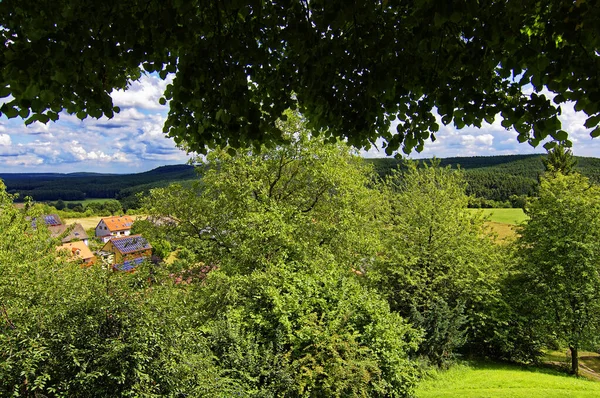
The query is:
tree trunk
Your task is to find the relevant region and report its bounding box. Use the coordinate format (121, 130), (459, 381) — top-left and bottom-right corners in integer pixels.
(570, 345), (579, 376)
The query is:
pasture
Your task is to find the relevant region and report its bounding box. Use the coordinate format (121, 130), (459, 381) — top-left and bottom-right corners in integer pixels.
(416, 361), (600, 398)
(473, 208), (529, 225)
(468, 208), (528, 242)
(63, 198), (117, 205)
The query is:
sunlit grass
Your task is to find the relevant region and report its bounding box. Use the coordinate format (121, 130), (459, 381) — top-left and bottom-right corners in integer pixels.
(416, 361), (600, 398)
(63, 198), (116, 205)
(468, 208), (529, 225)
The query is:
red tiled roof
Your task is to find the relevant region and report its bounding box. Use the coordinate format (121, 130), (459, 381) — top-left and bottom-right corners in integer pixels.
(100, 216), (134, 232)
(57, 241), (95, 261)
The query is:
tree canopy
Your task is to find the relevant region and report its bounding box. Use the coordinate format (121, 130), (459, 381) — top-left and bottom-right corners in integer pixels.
(1, 0), (599, 153)
(516, 172), (600, 375)
(137, 115), (423, 396)
(368, 161), (504, 365)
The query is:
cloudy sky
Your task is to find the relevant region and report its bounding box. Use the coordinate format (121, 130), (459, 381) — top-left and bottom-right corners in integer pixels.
(0, 75), (598, 174)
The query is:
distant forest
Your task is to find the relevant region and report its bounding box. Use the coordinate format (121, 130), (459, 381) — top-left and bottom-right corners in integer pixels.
(0, 165), (197, 209)
(368, 154), (600, 207)
(2, 155), (600, 209)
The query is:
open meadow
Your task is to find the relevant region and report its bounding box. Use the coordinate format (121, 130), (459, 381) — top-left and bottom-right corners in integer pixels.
(416, 361), (600, 398)
(469, 208), (529, 224)
(63, 198), (117, 205)
(467, 208), (528, 242)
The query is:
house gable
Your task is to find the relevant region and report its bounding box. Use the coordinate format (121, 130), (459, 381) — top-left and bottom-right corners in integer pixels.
(50, 223), (89, 245)
(96, 216), (134, 240)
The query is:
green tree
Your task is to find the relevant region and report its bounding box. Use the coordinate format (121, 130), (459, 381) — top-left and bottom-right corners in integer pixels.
(195, 260), (421, 397)
(141, 115), (424, 395)
(54, 199), (65, 210)
(101, 199), (123, 215)
(1, 1), (599, 153)
(542, 144), (578, 175)
(369, 162), (504, 365)
(516, 172), (600, 376)
(143, 112), (383, 274)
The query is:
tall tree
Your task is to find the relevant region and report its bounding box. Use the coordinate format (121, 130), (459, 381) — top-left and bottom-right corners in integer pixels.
(139, 115), (423, 396)
(516, 172), (600, 376)
(369, 162), (504, 365)
(1, 1), (599, 153)
(542, 144), (578, 175)
(141, 111), (384, 274)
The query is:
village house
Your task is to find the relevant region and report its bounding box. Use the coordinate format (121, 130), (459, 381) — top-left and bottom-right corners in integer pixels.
(102, 234), (152, 271)
(32, 214), (63, 228)
(56, 241), (96, 265)
(49, 223), (89, 246)
(95, 215), (134, 243)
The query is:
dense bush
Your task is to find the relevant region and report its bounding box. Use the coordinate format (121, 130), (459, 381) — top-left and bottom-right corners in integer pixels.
(369, 162), (506, 366)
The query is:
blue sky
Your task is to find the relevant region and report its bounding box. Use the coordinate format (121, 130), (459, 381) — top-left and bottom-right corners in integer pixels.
(0, 74), (598, 173)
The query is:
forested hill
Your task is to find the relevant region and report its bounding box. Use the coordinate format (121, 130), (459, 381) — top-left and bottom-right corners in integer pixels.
(0, 164), (197, 202)
(2, 155), (600, 207)
(367, 154), (600, 206)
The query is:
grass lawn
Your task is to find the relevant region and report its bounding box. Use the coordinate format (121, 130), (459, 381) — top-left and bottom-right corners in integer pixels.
(416, 361), (600, 398)
(468, 208), (528, 243)
(468, 208), (529, 225)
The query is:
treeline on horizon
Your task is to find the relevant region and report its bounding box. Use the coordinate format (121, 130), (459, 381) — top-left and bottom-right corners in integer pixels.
(369, 154), (600, 207)
(2, 154), (600, 209)
(0, 164), (197, 208)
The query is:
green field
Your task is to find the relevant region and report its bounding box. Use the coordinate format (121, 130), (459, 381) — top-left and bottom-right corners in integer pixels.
(468, 208), (529, 225)
(416, 361), (600, 398)
(63, 198), (116, 205)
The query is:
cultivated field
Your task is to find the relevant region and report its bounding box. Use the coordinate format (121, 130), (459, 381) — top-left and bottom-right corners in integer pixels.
(467, 208), (528, 242)
(416, 361), (600, 398)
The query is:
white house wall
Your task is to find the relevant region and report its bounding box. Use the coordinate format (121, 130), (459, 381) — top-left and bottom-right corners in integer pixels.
(95, 220), (111, 238)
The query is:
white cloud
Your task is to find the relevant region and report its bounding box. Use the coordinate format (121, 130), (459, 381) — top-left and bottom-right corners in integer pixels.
(110, 74), (172, 111)
(67, 140), (133, 163)
(0, 134), (11, 146)
(2, 154), (44, 167)
(461, 133), (494, 147)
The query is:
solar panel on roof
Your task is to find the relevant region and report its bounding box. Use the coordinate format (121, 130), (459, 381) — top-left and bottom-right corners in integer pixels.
(111, 236), (151, 254)
(44, 215), (61, 226)
(116, 261), (136, 272)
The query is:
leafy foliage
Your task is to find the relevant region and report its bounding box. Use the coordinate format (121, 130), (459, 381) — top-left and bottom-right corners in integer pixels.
(369, 162), (505, 365)
(2, 1), (599, 153)
(0, 182), (236, 397)
(195, 261), (421, 397)
(141, 112), (383, 274)
(139, 115), (424, 395)
(515, 172), (600, 375)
